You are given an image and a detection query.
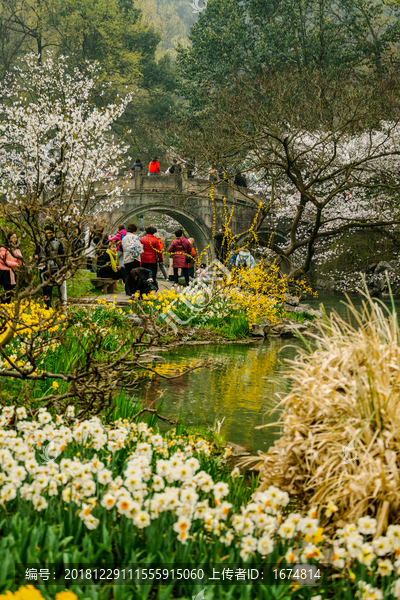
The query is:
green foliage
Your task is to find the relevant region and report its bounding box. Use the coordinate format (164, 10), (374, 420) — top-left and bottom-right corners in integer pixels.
(177, 0), (400, 112)
(140, 0), (197, 59)
(204, 314), (249, 339)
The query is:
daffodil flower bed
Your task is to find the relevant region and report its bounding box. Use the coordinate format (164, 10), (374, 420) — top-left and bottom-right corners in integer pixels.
(0, 588), (77, 600)
(0, 408), (399, 598)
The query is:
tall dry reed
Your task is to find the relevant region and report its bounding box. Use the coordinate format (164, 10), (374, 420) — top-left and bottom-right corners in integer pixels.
(243, 292), (400, 534)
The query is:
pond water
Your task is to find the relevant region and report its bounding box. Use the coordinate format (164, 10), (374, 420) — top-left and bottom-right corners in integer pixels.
(140, 293), (400, 454)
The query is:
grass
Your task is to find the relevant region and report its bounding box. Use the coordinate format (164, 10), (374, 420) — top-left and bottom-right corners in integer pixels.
(282, 310), (316, 323)
(65, 269), (125, 298)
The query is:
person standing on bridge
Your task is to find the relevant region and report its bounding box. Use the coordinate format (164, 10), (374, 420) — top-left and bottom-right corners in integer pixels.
(168, 230), (192, 287)
(140, 226), (163, 281)
(209, 163), (218, 183)
(148, 157), (160, 175)
(130, 158), (143, 172)
(148, 156), (161, 192)
(214, 226), (229, 264)
(234, 172), (247, 187)
(166, 159), (181, 175)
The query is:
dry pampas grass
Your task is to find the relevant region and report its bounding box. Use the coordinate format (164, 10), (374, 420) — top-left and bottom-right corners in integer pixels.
(242, 292), (400, 534)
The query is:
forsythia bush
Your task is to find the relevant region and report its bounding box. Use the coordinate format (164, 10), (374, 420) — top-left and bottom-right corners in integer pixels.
(129, 263), (314, 331)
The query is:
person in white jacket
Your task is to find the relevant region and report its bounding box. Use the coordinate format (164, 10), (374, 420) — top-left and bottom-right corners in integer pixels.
(235, 249), (256, 269)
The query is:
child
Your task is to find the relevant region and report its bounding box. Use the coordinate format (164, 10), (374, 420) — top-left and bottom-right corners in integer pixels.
(196, 263), (209, 283)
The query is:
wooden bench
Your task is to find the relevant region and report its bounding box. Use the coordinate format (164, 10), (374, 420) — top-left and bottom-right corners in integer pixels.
(90, 278), (116, 294)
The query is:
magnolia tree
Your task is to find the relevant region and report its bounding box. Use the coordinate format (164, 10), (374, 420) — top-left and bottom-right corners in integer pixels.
(0, 52), (133, 291)
(0, 53), (192, 418)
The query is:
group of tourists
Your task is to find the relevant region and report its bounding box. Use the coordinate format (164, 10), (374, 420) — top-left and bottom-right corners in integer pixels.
(128, 156), (260, 190)
(0, 218), (257, 307)
(96, 225), (197, 294)
(129, 157), (195, 179)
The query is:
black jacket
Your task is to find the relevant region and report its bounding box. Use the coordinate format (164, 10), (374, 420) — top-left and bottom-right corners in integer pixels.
(131, 162), (143, 171)
(127, 267), (158, 296)
(169, 163), (182, 175)
(234, 173), (247, 187)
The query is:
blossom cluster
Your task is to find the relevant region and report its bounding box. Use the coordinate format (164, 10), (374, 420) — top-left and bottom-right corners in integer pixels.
(0, 53), (133, 214)
(0, 301), (64, 374)
(128, 263), (313, 330)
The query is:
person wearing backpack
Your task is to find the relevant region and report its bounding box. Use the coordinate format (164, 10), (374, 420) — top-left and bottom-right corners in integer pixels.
(122, 223), (144, 295)
(130, 158), (143, 172)
(235, 249), (256, 269)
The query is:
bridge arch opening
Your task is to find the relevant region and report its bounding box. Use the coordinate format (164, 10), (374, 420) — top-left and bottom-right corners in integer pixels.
(111, 203), (213, 258)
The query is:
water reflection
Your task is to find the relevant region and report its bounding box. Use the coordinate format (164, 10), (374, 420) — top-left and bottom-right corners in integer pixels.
(140, 339), (302, 453)
(140, 293), (400, 453)
(307, 292), (400, 323)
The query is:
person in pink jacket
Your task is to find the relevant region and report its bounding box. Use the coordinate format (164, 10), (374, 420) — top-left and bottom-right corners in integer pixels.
(108, 224), (127, 266)
(0, 232), (22, 303)
(168, 229), (192, 286)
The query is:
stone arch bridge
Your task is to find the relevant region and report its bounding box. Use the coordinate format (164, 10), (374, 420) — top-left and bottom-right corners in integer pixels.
(96, 169), (290, 257)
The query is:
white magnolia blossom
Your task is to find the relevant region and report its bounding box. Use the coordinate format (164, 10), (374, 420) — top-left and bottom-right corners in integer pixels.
(0, 53), (133, 215)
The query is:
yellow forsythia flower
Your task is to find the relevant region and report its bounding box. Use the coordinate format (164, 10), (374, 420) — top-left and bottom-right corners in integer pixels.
(52, 381), (59, 390)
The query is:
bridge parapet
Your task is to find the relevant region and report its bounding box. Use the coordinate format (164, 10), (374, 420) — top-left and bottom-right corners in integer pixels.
(97, 169), (264, 208)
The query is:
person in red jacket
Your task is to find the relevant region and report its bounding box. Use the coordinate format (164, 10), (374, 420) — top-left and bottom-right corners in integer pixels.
(140, 226), (163, 281)
(148, 157), (160, 175)
(168, 229), (192, 286)
(148, 157), (161, 192)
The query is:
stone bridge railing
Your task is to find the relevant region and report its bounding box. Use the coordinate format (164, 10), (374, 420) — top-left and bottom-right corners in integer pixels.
(94, 168), (291, 250)
(97, 167), (260, 208)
